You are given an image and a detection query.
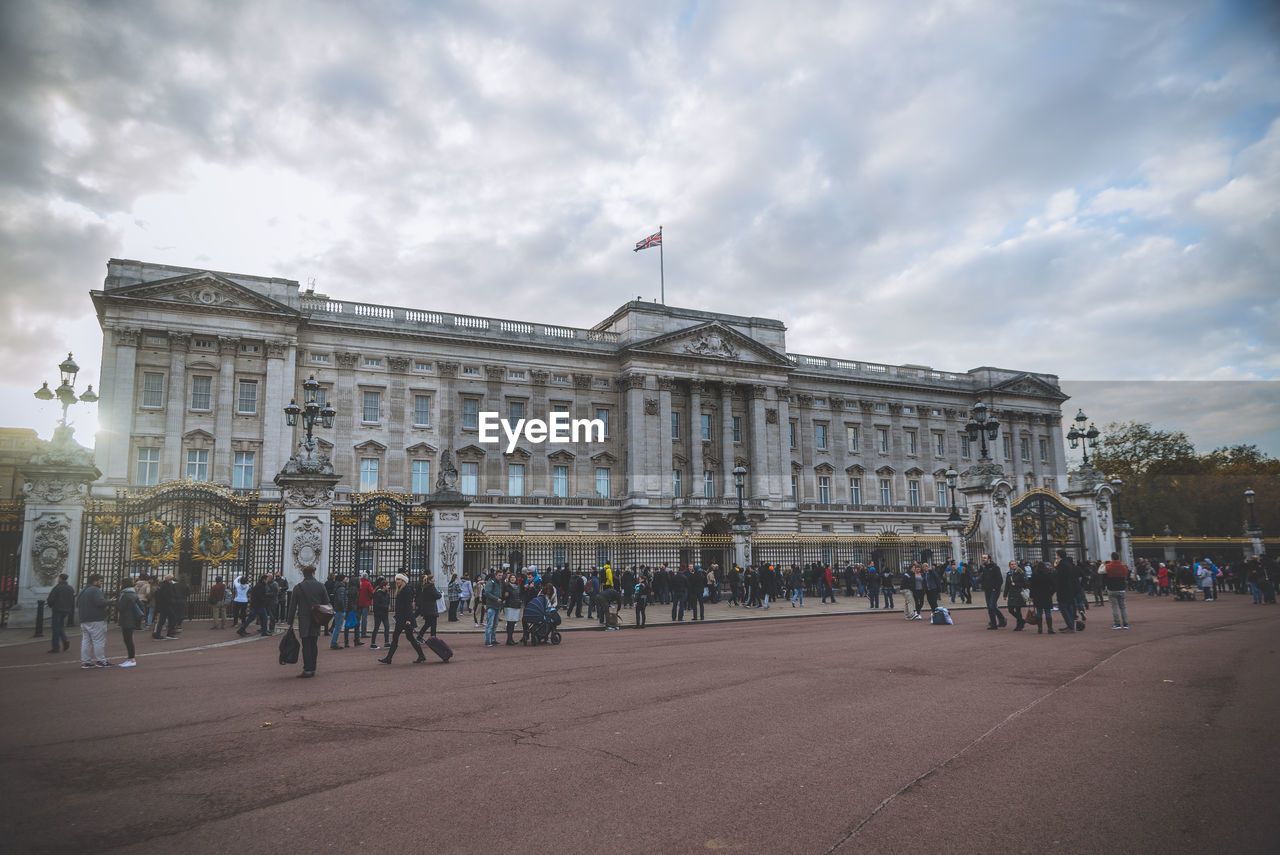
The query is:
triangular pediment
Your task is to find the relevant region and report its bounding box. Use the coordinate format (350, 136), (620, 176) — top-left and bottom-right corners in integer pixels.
(504, 446), (532, 460)
(353, 439), (388, 453)
(455, 444), (486, 461)
(623, 322), (794, 368)
(405, 442), (438, 456)
(547, 449), (576, 464)
(590, 451), (617, 465)
(991, 373), (1068, 401)
(103, 271), (296, 315)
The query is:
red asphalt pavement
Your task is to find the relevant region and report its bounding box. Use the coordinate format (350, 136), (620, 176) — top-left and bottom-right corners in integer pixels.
(1, 595), (1276, 855)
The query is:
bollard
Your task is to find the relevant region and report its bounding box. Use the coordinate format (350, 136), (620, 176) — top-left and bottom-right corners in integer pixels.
(33, 600), (45, 638)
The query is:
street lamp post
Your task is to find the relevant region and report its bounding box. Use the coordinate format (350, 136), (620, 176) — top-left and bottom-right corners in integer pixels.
(284, 374), (336, 462)
(1245, 488), (1258, 533)
(964, 400), (1000, 460)
(732, 465), (749, 529)
(945, 468), (960, 521)
(1110, 477), (1125, 526)
(33, 352), (97, 430)
(1067, 409), (1100, 467)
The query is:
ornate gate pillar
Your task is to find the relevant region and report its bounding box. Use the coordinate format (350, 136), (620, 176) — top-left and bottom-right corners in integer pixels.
(958, 461), (1014, 564)
(426, 450), (471, 617)
(15, 427), (101, 624)
(942, 519), (966, 565)
(1063, 465), (1116, 563)
(275, 448), (340, 585)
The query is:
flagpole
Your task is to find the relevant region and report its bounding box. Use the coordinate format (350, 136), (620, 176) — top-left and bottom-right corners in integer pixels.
(659, 225), (664, 304)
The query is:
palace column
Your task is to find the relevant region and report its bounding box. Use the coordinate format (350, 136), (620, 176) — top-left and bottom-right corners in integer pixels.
(161, 333), (189, 480)
(102, 326), (139, 486)
(720, 383), (736, 499)
(212, 335), (239, 484)
(688, 380), (704, 497)
(622, 373), (649, 497)
(773, 387), (791, 500)
(528, 371), (550, 493)
(261, 340), (295, 483)
(748, 384), (768, 500)
(658, 377), (675, 497)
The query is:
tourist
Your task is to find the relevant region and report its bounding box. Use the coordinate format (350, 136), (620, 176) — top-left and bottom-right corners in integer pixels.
(237, 575), (270, 637)
(1028, 560), (1056, 634)
(924, 563), (943, 612)
(1104, 552), (1131, 629)
(285, 564), (330, 678)
(152, 576), (178, 640)
(328, 573), (348, 650)
(378, 573), (426, 664)
(502, 572), (523, 645)
(882, 566), (895, 610)
(634, 574), (649, 628)
(208, 575), (228, 629)
(264, 572), (280, 633)
(135, 573), (153, 630)
(980, 554), (1006, 629)
(415, 576), (442, 642)
(458, 573), (473, 619)
(447, 573), (462, 621)
(1005, 565), (1028, 631)
(117, 577), (142, 667)
(482, 570), (504, 647)
(45, 572), (74, 653)
(369, 578), (391, 649)
(232, 575), (251, 626)
(670, 567), (688, 620)
(1197, 559), (1217, 601)
(357, 572), (374, 638)
(75, 573), (113, 669)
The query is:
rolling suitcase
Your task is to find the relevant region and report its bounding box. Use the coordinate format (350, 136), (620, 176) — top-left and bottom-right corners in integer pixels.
(423, 635), (453, 663)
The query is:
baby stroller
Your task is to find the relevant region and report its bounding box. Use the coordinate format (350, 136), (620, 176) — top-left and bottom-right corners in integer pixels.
(1174, 584), (1198, 601)
(521, 596), (563, 646)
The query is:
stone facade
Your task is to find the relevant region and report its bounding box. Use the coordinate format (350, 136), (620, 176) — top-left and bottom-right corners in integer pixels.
(91, 259), (1070, 536)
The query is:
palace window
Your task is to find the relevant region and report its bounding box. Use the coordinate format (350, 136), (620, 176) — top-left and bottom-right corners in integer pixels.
(790, 474), (799, 502)
(190, 375), (212, 411)
(700, 413), (712, 442)
(141, 372), (165, 409)
(732, 416), (742, 443)
(846, 426), (859, 452)
(815, 423), (828, 450)
(359, 458), (379, 491)
(703, 470), (714, 498)
(186, 449), (209, 481)
(672, 469), (682, 497)
(908, 479), (921, 507)
(552, 465), (568, 498)
(937, 480), (947, 507)
(818, 476), (831, 504)
(905, 430), (917, 455)
(960, 435), (971, 458)
(411, 460), (431, 494)
(137, 448), (160, 486)
(671, 411), (681, 439)
(789, 421), (797, 449)
(509, 463), (525, 497)
(877, 428), (889, 454)
(311, 353), (330, 364)
(364, 358), (383, 369)
(595, 467), (611, 498)
(462, 366), (480, 376)
(1003, 435), (1013, 459)
(362, 390), (380, 423)
(509, 400), (526, 422)
(462, 398), (479, 430)
(460, 462), (478, 495)
(413, 361), (432, 372)
(1021, 437), (1031, 461)
(413, 394), (431, 427)
(1040, 438), (1049, 463)
(596, 407), (610, 437)
(850, 477), (862, 504)
(880, 478), (892, 505)
(233, 451), (255, 489)
(934, 432), (945, 457)
(237, 380), (258, 415)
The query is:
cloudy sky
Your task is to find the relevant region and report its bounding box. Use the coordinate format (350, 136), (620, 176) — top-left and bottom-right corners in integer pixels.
(2, 0), (1277, 459)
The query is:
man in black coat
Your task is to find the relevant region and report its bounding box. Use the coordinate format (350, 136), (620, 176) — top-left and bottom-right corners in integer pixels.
(567, 572), (585, 618)
(45, 573), (75, 653)
(1055, 550), (1081, 632)
(980, 554), (1007, 629)
(286, 564), (330, 677)
(669, 568), (687, 621)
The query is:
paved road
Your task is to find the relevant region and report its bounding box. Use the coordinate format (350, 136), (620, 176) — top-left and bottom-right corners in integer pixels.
(1, 596), (1275, 854)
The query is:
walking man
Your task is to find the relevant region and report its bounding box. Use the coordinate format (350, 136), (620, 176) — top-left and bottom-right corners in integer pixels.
(285, 564), (330, 677)
(1104, 551), (1131, 629)
(980, 554), (1007, 629)
(46, 573), (74, 653)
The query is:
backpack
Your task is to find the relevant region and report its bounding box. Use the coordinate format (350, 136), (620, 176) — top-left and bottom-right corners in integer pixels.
(930, 608), (953, 626)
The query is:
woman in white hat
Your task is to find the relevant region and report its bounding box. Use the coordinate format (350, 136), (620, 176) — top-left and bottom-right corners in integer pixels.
(378, 572), (426, 664)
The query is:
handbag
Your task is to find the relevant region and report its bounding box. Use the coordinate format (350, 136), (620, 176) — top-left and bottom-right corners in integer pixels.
(278, 628), (300, 665)
(345, 610), (359, 629)
(311, 603), (335, 629)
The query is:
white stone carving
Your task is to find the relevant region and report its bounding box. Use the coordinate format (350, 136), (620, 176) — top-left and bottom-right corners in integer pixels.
(31, 515), (71, 586)
(440, 532), (458, 575)
(291, 518), (324, 570)
(683, 330), (737, 359)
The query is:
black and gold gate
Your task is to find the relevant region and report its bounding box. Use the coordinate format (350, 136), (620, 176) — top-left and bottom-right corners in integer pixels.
(1011, 489), (1084, 564)
(80, 482), (284, 618)
(329, 492), (430, 586)
(0, 500), (24, 627)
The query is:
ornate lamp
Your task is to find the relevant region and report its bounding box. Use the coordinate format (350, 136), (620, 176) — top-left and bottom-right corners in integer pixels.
(945, 468), (960, 521)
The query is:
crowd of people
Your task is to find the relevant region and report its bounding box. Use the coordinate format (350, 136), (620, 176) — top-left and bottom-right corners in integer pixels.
(40, 550), (1279, 674)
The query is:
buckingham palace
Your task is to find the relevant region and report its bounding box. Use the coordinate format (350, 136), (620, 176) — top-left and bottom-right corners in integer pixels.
(90, 258), (1071, 539)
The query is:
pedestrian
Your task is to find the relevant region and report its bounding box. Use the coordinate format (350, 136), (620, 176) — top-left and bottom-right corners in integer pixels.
(864, 563), (880, 609)
(882, 566), (896, 610)
(911, 563), (927, 617)
(567, 571), (585, 619)
(358, 572), (374, 638)
(1055, 550), (1081, 633)
(1104, 552), (1131, 629)
(902, 566), (921, 621)
(172, 575), (189, 633)
(207, 575), (228, 629)
(232, 575), (251, 626)
(669, 568), (687, 620)
(264, 573), (279, 633)
(75, 573), (114, 669)
(1197, 559), (1216, 601)
(482, 570), (504, 647)
(924, 563), (942, 612)
(285, 564), (329, 677)
(634, 573), (649, 628)
(416, 576), (442, 642)
(328, 573), (349, 650)
(369, 578), (391, 649)
(378, 573), (427, 664)
(1005, 565), (1028, 631)
(117, 577), (142, 667)
(980, 554), (1006, 629)
(447, 573), (462, 622)
(1028, 559), (1056, 634)
(45, 572), (74, 653)
(152, 576), (178, 640)
(503, 574), (522, 645)
(237, 575), (270, 637)
(458, 573), (473, 619)
(822, 564), (839, 604)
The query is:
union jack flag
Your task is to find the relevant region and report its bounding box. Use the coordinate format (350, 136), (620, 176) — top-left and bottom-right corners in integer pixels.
(633, 229), (662, 252)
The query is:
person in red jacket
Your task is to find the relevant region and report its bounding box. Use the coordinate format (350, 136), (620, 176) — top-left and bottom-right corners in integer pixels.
(358, 573), (375, 640)
(1104, 552), (1131, 629)
(1157, 563), (1170, 596)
